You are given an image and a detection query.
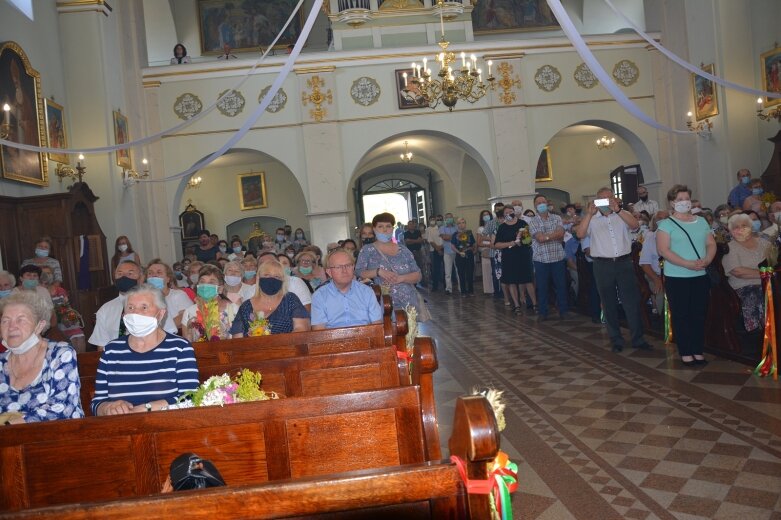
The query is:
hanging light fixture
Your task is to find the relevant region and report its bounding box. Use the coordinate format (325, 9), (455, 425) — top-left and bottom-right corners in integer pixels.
(402, 0), (495, 111)
(596, 135), (616, 150)
(399, 141), (413, 163)
(186, 175), (203, 189)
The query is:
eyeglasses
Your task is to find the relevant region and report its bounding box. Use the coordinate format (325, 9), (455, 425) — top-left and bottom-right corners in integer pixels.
(327, 264), (354, 272)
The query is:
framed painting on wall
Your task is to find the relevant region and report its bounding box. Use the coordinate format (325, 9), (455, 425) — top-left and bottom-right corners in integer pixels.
(112, 110), (131, 169)
(238, 172), (268, 210)
(198, 0), (303, 54)
(0, 41), (48, 186)
(45, 98), (69, 164)
(535, 146), (553, 182)
(180, 203), (205, 240)
(472, 0), (560, 34)
(691, 64), (719, 121)
(760, 45), (781, 108)
(396, 69), (428, 109)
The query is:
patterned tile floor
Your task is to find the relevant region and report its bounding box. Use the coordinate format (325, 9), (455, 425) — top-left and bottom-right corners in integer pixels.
(422, 290), (781, 520)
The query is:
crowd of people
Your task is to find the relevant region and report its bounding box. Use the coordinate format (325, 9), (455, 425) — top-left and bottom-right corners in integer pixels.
(1, 168), (777, 424)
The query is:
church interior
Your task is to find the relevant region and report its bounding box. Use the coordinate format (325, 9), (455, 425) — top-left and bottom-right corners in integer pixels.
(1, 0), (781, 518)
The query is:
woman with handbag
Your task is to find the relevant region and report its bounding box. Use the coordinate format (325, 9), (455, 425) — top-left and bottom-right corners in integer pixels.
(355, 212), (426, 320)
(656, 184), (716, 367)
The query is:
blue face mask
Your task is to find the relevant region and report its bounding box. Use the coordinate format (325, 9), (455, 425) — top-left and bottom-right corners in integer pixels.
(482, 214), (491, 223)
(147, 277), (165, 290)
(741, 176), (751, 185)
(243, 270), (256, 280)
(0, 289), (11, 298)
(35, 248), (49, 258)
(375, 232), (393, 243)
(752, 220), (761, 232)
(752, 188), (763, 196)
(536, 203), (548, 214)
(233, 246), (242, 253)
(22, 279), (39, 290)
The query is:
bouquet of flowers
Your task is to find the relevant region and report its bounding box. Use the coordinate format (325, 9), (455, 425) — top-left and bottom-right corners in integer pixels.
(54, 303), (83, 328)
(517, 227), (532, 245)
(187, 299), (222, 342)
(761, 192), (777, 214)
(248, 312), (271, 336)
(177, 369), (279, 408)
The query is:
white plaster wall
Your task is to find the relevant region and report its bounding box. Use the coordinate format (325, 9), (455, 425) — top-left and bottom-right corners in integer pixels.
(144, 0), (178, 66)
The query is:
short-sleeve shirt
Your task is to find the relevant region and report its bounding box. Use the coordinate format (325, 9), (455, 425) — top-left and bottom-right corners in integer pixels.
(528, 214), (565, 263)
(230, 292), (309, 335)
(354, 243), (421, 310)
(310, 280), (383, 329)
(439, 225), (458, 255)
(586, 211), (634, 258)
(403, 229), (423, 251)
(194, 246), (219, 262)
(638, 230), (661, 275)
(656, 216), (711, 278)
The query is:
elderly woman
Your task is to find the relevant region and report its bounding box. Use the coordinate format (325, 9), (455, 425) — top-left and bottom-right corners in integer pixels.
(293, 250), (327, 291)
(722, 213), (772, 332)
(146, 259), (193, 329)
(0, 270), (16, 299)
(356, 212), (423, 313)
(21, 236), (63, 286)
(656, 185), (716, 367)
(231, 259), (310, 336)
(181, 265), (240, 342)
(451, 217), (477, 296)
(91, 284), (199, 416)
(0, 291), (83, 423)
(222, 261), (245, 305)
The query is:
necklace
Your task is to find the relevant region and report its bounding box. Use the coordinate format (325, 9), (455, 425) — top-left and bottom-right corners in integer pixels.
(254, 295), (281, 315)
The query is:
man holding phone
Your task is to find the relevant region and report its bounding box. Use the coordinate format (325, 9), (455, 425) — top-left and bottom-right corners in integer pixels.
(575, 187), (652, 353)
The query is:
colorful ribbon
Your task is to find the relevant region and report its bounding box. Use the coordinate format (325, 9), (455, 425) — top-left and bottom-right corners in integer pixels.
(451, 452), (518, 520)
(394, 347), (413, 381)
(754, 268), (778, 380)
(663, 293), (674, 344)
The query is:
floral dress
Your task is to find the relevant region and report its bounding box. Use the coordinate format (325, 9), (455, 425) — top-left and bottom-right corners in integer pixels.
(230, 293), (309, 335)
(355, 243), (421, 311)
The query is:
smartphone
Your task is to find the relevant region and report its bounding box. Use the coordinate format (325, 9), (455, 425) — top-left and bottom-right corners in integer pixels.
(594, 198), (610, 207)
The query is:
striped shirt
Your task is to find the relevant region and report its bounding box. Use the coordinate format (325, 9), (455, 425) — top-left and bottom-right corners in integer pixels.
(91, 333), (199, 414)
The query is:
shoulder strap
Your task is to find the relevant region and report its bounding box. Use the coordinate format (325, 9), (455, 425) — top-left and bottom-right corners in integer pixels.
(667, 218), (701, 259)
(374, 245), (398, 274)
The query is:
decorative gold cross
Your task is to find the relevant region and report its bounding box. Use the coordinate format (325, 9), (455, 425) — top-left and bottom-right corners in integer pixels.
(301, 75), (333, 122)
(497, 62), (522, 105)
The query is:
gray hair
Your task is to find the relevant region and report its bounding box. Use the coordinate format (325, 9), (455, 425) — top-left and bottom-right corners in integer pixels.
(0, 290), (53, 332)
(0, 270), (16, 288)
(727, 213), (752, 231)
(223, 260), (244, 276)
(124, 283), (168, 312)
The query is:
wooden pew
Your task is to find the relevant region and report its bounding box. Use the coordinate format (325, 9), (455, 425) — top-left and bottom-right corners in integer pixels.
(0, 390), (498, 519)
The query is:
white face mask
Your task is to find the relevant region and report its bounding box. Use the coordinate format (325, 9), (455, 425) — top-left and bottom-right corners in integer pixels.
(673, 200), (691, 214)
(2, 323), (44, 355)
(513, 205), (523, 215)
(122, 313), (159, 337)
(118, 244), (128, 252)
(224, 275), (242, 286)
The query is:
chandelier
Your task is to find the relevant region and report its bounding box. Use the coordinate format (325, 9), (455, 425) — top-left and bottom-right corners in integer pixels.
(756, 97), (781, 122)
(122, 158), (150, 188)
(403, 0), (494, 111)
(596, 135), (616, 150)
(55, 154), (87, 183)
(186, 175), (203, 189)
(399, 141), (413, 163)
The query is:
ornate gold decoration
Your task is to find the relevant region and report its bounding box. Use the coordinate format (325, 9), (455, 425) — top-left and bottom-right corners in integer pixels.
(301, 75), (333, 122)
(574, 63), (598, 89)
(534, 65), (561, 92)
(612, 59), (639, 87)
(496, 62), (521, 105)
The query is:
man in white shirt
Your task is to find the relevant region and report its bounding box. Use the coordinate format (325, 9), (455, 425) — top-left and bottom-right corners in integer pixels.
(88, 261), (177, 349)
(576, 187), (651, 353)
(633, 186), (659, 217)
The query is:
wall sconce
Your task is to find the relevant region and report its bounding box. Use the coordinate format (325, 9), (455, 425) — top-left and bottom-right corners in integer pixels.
(686, 111), (712, 139)
(0, 103), (10, 140)
(122, 158), (150, 188)
(55, 154), (87, 183)
(756, 97), (781, 122)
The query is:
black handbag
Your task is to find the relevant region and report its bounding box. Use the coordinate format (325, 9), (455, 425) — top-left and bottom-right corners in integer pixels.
(169, 453), (226, 491)
(668, 218), (721, 287)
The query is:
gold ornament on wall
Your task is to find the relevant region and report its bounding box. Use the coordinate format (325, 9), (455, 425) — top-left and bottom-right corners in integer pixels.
(573, 63), (598, 89)
(496, 62), (521, 105)
(301, 75), (333, 122)
(612, 59), (639, 87)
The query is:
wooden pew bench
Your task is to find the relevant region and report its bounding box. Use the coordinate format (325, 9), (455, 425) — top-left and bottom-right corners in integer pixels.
(0, 389), (499, 519)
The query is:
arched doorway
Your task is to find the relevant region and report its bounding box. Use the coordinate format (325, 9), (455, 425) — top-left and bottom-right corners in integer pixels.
(359, 178), (429, 227)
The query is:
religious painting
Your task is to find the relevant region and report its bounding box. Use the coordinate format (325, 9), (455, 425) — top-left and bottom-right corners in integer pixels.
(238, 172), (268, 210)
(691, 64), (719, 121)
(472, 0), (560, 34)
(198, 0), (303, 54)
(396, 69), (427, 110)
(45, 98), (69, 164)
(112, 110), (131, 169)
(760, 45), (781, 108)
(0, 41), (48, 186)
(535, 146), (553, 182)
(179, 203), (205, 240)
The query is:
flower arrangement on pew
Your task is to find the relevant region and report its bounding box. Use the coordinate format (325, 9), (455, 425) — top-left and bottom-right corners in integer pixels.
(248, 313), (271, 336)
(176, 369), (279, 408)
(187, 299), (222, 342)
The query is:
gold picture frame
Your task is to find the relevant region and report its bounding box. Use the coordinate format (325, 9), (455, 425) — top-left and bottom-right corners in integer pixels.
(238, 172), (267, 210)
(691, 64), (719, 121)
(535, 146), (553, 182)
(760, 45), (781, 108)
(112, 110), (131, 169)
(45, 98), (69, 164)
(0, 41), (49, 187)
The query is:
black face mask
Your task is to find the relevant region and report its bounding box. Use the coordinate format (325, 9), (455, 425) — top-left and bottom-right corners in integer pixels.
(259, 277), (283, 295)
(115, 276), (138, 293)
(362, 237), (375, 245)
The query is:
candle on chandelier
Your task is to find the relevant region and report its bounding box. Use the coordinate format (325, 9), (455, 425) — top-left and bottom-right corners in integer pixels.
(478, 68), (482, 82)
(487, 60), (493, 77)
(686, 111), (693, 122)
(403, 72), (408, 87)
(416, 64), (421, 78)
(461, 52), (466, 68)
(2, 103), (9, 125)
(411, 63), (417, 78)
(757, 97), (764, 110)
(471, 54), (477, 70)
(423, 57), (428, 73)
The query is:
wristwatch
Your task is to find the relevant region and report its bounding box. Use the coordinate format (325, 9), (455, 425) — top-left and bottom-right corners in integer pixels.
(145, 402), (152, 412)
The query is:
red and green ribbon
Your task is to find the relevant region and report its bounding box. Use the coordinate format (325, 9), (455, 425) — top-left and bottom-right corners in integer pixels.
(663, 293), (674, 344)
(451, 451), (518, 520)
(754, 268), (778, 380)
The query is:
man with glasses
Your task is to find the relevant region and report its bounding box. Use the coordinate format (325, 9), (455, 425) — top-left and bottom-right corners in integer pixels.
(632, 186), (658, 217)
(311, 248), (382, 330)
(728, 169), (752, 209)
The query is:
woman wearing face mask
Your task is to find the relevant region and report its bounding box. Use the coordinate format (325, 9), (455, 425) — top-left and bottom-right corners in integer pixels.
(21, 237), (64, 288)
(146, 259), (193, 330)
(231, 260), (310, 336)
(492, 206), (535, 314)
(39, 266), (86, 353)
(111, 236), (141, 271)
(0, 270), (16, 300)
(276, 254), (313, 312)
(656, 185), (716, 367)
(283, 245), (297, 262)
(292, 228), (309, 252)
(215, 240), (231, 261)
(293, 251), (326, 291)
(722, 213), (771, 333)
(477, 210), (494, 288)
(451, 217), (477, 296)
(181, 265), (240, 342)
(228, 239), (246, 261)
(359, 223), (376, 248)
(91, 284), (199, 416)
(0, 291), (84, 423)
(355, 213), (423, 314)
(742, 179), (767, 220)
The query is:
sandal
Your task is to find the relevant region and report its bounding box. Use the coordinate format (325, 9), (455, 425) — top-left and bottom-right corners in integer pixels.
(513, 306), (523, 315)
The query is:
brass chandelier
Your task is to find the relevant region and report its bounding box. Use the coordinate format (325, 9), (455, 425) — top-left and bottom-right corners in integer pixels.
(403, 0), (495, 111)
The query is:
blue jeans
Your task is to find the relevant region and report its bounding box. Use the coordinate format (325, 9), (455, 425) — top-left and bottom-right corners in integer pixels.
(534, 260), (568, 317)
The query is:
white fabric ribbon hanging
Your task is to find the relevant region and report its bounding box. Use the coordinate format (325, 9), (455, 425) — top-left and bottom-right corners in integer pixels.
(0, 0), (307, 155)
(604, 0), (781, 100)
(546, 0), (690, 135)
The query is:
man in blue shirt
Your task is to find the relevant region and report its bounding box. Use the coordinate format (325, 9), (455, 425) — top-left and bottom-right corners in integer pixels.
(311, 249), (383, 329)
(727, 169), (752, 209)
